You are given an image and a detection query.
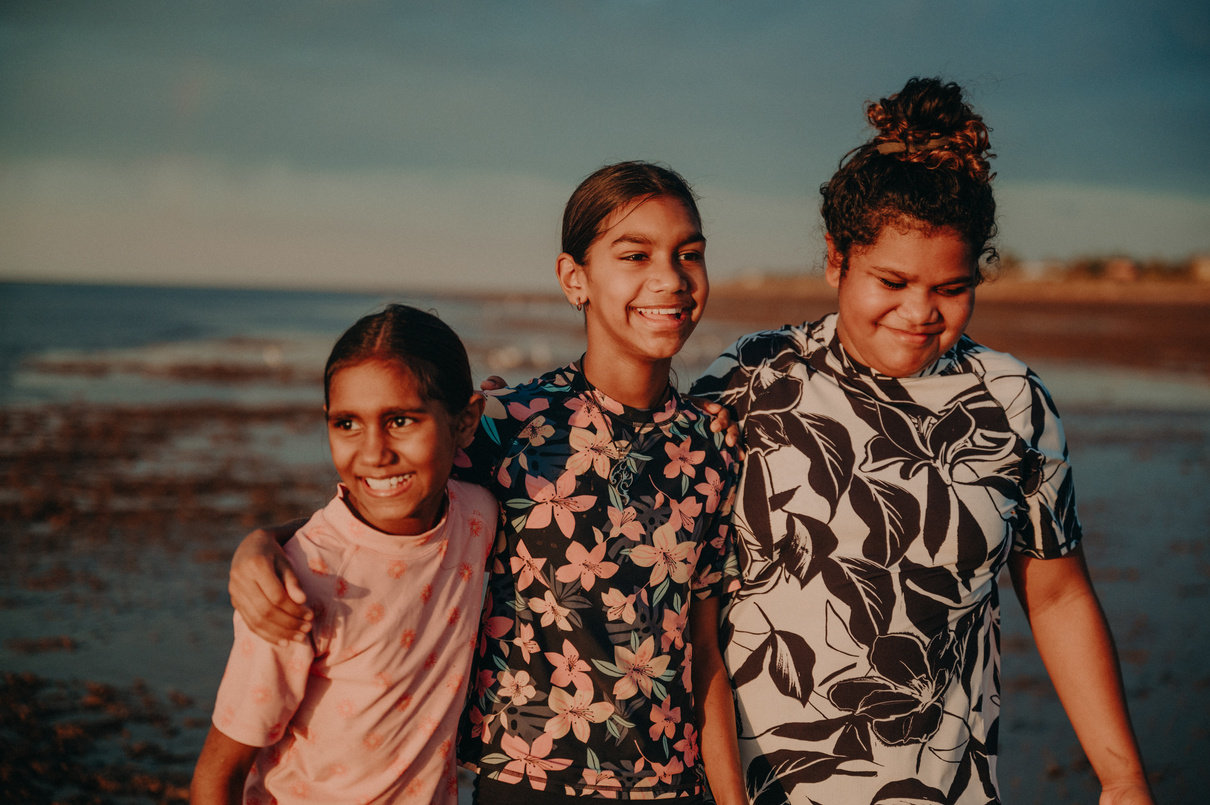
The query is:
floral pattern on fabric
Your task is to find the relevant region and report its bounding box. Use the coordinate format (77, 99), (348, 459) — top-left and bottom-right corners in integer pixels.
(457, 363), (742, 798)
(690, 314), (1081, 805)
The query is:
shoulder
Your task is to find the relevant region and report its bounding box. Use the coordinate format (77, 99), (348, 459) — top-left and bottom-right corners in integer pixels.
(447, 478), (500, 516)
(691, 316), (830, 402)
(480, 365), (578, 425)
(951, 337), (1061, 424)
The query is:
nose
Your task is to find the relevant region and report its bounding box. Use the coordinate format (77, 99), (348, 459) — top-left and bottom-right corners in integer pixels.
(897, 288), (939, 326)
(359, 426), (396, 466)
(648, 253), (691, 292)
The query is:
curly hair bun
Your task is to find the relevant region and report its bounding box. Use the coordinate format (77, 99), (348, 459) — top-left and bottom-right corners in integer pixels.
(866, 77), (994, 183)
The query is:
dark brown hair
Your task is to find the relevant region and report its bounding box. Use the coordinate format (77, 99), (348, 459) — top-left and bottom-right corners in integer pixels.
(821, 77), (998, 280)
(323, 304), (472, 415)
(561, 161), (702, 264)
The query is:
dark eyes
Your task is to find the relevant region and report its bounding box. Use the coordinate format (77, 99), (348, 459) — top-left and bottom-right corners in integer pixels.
(877, 277), (970, 296)
(388, 416), (414, 428)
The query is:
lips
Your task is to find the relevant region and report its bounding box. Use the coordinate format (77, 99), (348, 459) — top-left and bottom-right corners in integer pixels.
(362, 474), (412, 492)
(631, 304), (694, 323)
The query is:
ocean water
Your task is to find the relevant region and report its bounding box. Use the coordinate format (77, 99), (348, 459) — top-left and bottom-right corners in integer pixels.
(2, 280), (1208, 801)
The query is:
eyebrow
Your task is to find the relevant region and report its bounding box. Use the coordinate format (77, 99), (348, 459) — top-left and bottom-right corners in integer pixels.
(610, 232), (707, 248)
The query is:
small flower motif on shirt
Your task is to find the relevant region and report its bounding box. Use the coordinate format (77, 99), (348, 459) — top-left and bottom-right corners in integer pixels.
(336, 699), (355, 718)
(602, 587), (639, 623)
(500, 732), (574, 791)
(607, 506), (645, 541)
(694, 466), (725, 514)
(648, 695), (681, 741)
(469, 515), (485, 537)
(565, 395), (609, 430)
(649, 756), (684, 784)
(524, 470), (595, 538)
(674, 723), (700, 767)
(448, 606), (461, 625)
(545, 639), (592, 690)
(663, 438), (705, 480)
(400, 628), (416, 648)
(424, 651), (438, 669)
(546, 686), (615, 742)
(604, 636), (672, 700)
(374, 671), (393, 689)
(660, 601), (688, 653)
(530, 589), (573, 630)
(363, 731), (385, 750)
(628, 522), (696, 587)
(334, 576), (349, 597)
(421, 583), (433, 603)
(666, 496), (701, 533)
(567, 426), (625, 478)
(307, 556), (330, 576)
(555, 540), (618, 590)
(387, 560), (408, 578)
(445, 671), (464, 692)
(510, 538), (548, 591)
(498, 669), (537, 705)
(364, 602), (385, 624)
(511, 621), (540, 661)
(459, 561), (474, 582)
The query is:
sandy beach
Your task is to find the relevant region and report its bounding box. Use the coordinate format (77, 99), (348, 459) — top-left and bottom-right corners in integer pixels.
(1, 280), (1207, 803)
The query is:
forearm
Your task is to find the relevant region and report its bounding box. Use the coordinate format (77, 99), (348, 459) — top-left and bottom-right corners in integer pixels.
(690, 597), (747, 805)
(190, 726), (257, 805)
(1011, 552), (1151, 799)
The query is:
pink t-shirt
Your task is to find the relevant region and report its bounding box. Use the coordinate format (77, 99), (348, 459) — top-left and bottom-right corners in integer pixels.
(212, 479), (497, 804)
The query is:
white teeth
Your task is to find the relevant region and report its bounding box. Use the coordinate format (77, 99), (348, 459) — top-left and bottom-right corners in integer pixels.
(364, 475), (409, 491)
(634, 307), (684, 316)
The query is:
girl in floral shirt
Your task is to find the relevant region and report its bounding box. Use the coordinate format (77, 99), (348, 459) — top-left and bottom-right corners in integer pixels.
(229, 162), (748, 804)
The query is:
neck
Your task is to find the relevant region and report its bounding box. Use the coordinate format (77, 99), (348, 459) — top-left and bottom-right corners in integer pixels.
(580, 352), (672, 409)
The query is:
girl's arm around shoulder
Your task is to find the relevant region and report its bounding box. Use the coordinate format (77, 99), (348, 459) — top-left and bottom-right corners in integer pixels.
(190, 725), (258, 805)
(1008, 546), (1153, 804)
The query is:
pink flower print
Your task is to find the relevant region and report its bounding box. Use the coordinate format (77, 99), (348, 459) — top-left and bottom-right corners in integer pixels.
(511, 621), (539, 662)
(674, 723), (700, 768)
(448, 606), (461, 625)
(663, 438), (705, 479)
(581, 768), (622, 798)
(546, 687), (615, 742)
(525, 470), (595, 537)
(336, 698), (356, 718)
(545, 639), (592, 690)
(459, 562), (474, 582)
(334, 576), (349, 597)
(473, 669), (494, 699)
(516, 413), (556, 448)
(648, 695), (681, 741)
(364, 602), (385, 624)
(508, 397), (550, 425)
(650, 755), (684, 784)
(510, 539), (547, 591)
(421, 583), (433, 603)
(612, 636), (671, 699)
(467, 705), (487, 738)
(500, 732), (573, 791)
(529, 589), (573, 630)
(307, 556), (330, 576)
(498, 669), (536, 705)
(555, 540), (618, 590)
(565, 395), (609, 430)
(399, 628), (416, 648)
(387, 560), (408, 578)
(660, 601), (689, 653)
(363, 731), (385, 750)
(468, 515), (484, 538)
(628, 523), (696, 586)
(607, 506), (645, 541)
(374, 671), (393, 689)
(566, 426), (624, 478)
(424, 651), (438, 669)
(666, 496), (701, 533)
(602, 587), (639, 623)
(250, 686), (271, 705)
(395, 691), (413, 712)
(694, 466), (725, 513)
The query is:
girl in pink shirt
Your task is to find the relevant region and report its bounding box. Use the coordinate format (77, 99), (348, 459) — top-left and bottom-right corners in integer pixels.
(191, 305), (496, 805)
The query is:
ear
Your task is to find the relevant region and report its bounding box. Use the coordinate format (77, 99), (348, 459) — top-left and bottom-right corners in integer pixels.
(556, 252), (586, 307)
(452, 392), (486, 449)
(824, 234), (844, 290)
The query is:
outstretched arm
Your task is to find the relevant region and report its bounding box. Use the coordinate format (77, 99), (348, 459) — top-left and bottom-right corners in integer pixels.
(190, 726), (258, 805)
(691, 596), (748, 805)
(1009, 546), (1152, 805)
(228, 519), (312, 644)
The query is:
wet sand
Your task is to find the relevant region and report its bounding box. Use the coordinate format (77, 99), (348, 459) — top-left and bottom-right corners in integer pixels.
(1, 284), (1207, 803)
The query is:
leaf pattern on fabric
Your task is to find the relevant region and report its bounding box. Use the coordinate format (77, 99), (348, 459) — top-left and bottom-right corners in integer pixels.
(689, 315), (1084, 803)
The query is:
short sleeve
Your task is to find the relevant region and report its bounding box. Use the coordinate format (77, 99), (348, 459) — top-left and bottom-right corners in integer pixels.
(689, 428), (744, 600)
(988, 367), (1083, 559)
(690, 338), (754, 423)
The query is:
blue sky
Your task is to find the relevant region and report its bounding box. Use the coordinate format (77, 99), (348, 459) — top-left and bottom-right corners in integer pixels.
(2, 0), (1208, 291)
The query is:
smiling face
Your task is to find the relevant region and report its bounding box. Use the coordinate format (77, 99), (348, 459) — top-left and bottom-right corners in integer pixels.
(826, 223), (976, 377)
(326, 359), (478, 536)
(558, 194), (708, 384)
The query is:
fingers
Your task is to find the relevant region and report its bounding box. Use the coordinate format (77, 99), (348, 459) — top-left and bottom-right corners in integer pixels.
(479, 375), (508, 391)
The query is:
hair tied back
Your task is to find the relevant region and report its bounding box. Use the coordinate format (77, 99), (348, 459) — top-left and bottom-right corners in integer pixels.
(876, 137), (951, 155)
